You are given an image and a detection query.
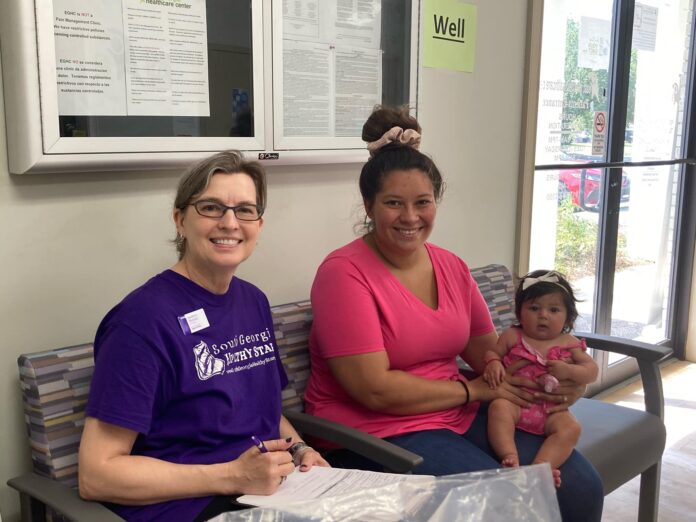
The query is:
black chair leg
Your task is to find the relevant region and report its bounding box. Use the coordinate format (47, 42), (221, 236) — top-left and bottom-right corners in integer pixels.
(637, 462), (661, 522)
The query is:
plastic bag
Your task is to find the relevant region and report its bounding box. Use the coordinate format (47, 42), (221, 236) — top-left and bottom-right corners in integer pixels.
(214, 464), (561, 522)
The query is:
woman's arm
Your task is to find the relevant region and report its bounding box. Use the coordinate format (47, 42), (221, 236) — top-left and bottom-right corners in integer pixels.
(78, 417), (295, 504)
(326, 351), (469, 415)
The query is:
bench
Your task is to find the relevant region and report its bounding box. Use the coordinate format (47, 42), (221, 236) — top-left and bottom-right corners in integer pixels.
(8, 264), (670, 522)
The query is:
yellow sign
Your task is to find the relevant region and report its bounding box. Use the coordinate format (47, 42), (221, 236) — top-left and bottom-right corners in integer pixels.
(423, 0), (477, 72)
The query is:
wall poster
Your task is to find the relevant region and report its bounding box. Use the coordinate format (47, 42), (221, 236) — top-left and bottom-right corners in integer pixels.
(280, 0), (383, 137)
(53, 0), (210, 117)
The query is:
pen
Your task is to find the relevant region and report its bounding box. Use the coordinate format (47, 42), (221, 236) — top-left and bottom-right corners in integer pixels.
(250, 435), (268, 453)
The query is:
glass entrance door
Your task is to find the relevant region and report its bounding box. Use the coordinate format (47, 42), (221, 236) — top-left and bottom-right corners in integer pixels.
(529, 0), (694, 388)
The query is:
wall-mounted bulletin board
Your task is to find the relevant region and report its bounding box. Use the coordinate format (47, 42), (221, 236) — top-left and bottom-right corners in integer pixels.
(0, 0), (419, 174)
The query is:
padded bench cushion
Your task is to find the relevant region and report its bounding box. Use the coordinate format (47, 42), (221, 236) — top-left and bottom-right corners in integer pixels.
(573, 398), (666, 494)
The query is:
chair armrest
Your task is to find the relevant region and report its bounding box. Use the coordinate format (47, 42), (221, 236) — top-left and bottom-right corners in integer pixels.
(283, 410), (423, 473)
(8, 473), (124, 522)
(579, 332), (673, 420)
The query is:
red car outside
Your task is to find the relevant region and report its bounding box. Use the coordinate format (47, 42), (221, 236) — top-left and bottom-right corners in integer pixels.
(558, 164), (630, 211)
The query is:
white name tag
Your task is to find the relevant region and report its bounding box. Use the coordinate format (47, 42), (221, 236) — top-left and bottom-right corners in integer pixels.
(178, 308), (210, 335)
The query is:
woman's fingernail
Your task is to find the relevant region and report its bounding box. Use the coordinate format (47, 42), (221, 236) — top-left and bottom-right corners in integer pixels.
(285, 437), (293, 443)
(300, 464), (308, 470)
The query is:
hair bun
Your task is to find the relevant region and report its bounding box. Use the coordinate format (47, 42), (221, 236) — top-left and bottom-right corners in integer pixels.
(366, 126), (421, 157)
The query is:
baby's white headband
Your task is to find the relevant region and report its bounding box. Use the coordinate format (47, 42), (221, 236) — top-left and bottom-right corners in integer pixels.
(521, 271), (569, 293)
(366, 126), (421, 157)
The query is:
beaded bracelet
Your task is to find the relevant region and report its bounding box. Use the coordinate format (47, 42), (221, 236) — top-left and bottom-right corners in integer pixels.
(288, 441), (312, 465)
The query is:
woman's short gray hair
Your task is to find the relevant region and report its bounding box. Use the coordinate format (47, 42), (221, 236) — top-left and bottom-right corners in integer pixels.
(173, 150), (267, 259)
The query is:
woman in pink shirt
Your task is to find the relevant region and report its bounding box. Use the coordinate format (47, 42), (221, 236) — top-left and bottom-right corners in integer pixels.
(303, 107), (603, 522)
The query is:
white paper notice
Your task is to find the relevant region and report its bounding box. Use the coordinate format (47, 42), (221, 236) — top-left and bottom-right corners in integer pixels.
(237, 466), (434, 508)
(335, 47), (382, 136)
(334, 0), (381, 50)
(578, 16), (611, 71)
(53, 0), (210, 117)
(280, 0), (382, 138)
(633, 3), (658, 52)
(282, 40), (332, 136)
(283, 0), (320, 41)
(122, 0), (209, 116)
(53, 1), (127, 115)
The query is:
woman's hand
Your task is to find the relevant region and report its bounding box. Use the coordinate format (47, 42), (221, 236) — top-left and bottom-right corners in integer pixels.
(534, 380), (587, 414)
(228, 438), (296, 495)
(295, 447), (330, 472)
(467, 373), (534, 408)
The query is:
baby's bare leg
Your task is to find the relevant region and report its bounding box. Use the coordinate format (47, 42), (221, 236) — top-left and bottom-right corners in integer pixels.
(534, 411), (582, 487)
(487, 398), (521, 467)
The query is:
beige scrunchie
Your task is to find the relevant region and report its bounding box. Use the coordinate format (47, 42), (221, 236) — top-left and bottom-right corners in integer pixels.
(366, 126), (421, 157)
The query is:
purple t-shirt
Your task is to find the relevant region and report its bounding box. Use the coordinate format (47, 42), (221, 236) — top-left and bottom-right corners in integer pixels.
(86, 270), (288, 521)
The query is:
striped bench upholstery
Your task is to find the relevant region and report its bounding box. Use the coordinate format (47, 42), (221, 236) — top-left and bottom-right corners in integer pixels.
(18, 344), (94, 489)
(470, 263), (516, 333)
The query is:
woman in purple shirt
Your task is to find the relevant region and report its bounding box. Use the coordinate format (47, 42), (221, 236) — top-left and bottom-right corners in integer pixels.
(78, 151), (328, 522)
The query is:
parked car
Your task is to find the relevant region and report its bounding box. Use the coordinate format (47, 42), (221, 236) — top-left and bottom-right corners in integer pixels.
(557, 154), (630, 211)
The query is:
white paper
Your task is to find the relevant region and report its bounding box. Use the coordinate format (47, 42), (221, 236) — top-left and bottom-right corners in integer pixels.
(53, 0), (210, 117)
(53, 1), (127, 115)
(334, 47), (382, 136)
(237, 466), (434, 508)
(633, 3), (658, 52)
(282, 0), (380, 49)
(282, 40), (332, 136)
(578, 16), (611, 71)
(334, 0), (381, 50)
(279, 0), (382, 138)
(122, 0), (210, 116)
(283, 0), (320, 41)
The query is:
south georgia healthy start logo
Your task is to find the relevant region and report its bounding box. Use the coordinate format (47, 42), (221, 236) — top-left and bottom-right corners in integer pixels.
(192, 329), (277, 381)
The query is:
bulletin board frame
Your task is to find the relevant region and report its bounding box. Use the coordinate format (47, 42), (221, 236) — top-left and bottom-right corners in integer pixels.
(0, 0), (420, 174)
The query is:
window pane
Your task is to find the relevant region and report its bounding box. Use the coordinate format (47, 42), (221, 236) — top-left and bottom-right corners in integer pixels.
(535, 0), (614, 166)
(627, 1), (693, 160)
(610, 167), (677, 346)
(530, 167), (600, 332)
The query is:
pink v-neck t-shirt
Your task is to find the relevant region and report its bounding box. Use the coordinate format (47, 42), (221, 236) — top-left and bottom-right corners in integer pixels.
(304, 238), (495, 439)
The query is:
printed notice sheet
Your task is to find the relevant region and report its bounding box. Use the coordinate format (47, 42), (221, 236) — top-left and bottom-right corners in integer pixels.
(53, 0), (209, 117)
(237, 466), (434, 508)
(279, 0), (382, 137)
(53, 0), (127, 115)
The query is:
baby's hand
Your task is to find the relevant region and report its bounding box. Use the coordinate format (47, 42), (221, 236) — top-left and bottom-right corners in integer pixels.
(483, 360), (505, 389)
(546, 360), (572, 381)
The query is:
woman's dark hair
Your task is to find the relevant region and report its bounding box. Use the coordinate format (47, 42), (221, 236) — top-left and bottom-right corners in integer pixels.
(359, 106), (444, 228)
(515, 269), (579, 333)
(173, 150), (267, 260)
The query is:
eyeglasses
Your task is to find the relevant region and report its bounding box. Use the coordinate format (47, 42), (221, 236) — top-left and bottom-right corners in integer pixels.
(188, 200), (264, 221)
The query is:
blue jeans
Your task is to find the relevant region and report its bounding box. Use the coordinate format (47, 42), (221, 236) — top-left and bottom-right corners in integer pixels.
(326, 408), (603, 522)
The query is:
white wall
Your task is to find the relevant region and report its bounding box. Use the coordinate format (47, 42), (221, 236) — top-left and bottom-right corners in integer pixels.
(0, 1), (527, 519)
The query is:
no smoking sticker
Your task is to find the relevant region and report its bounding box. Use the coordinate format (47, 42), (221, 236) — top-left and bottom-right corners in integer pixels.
(592, 111), (607, 155)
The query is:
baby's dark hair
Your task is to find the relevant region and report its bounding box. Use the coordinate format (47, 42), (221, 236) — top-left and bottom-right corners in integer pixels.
(515, 270), (579, 333)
